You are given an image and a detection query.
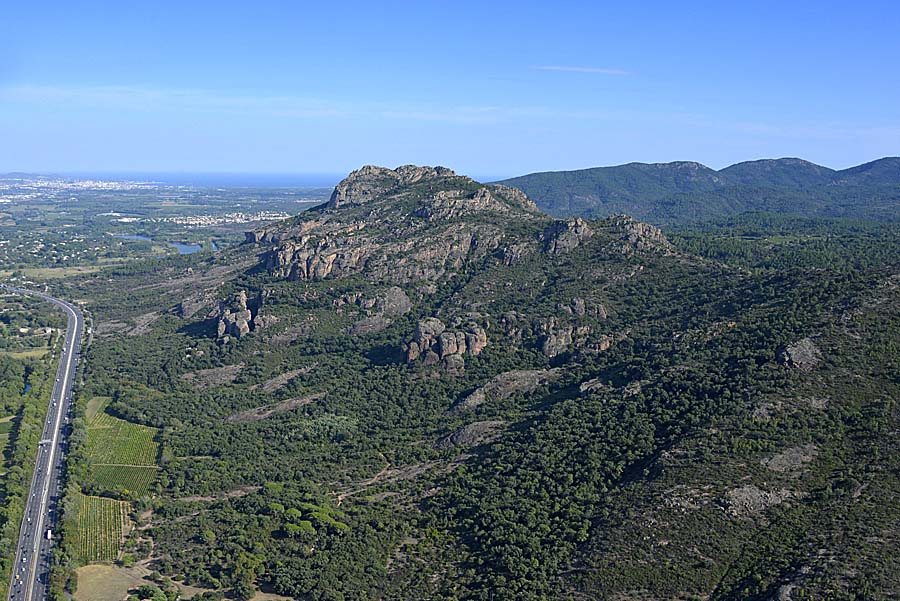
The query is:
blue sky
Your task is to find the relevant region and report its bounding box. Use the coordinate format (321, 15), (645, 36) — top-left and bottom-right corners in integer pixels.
(1, 0), (898, 177)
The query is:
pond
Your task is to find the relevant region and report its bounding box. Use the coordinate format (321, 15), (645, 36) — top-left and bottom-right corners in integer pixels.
(115, 234), (203, 255)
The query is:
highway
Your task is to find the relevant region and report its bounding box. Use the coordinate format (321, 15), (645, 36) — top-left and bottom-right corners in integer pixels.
(3, 287), (83, 601)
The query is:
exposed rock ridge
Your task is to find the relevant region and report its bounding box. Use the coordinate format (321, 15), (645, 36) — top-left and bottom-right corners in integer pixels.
(244, 165), (549, 284)
(328, 164), (457, 208)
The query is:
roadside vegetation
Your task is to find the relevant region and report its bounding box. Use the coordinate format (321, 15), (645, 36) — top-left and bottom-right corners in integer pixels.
(0, 297), (64, 599)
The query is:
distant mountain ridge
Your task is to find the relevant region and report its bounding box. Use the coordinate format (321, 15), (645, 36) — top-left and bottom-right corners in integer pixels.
(499, 157), (900, 222)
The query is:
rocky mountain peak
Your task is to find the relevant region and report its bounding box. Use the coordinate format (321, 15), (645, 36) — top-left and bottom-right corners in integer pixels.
(327, 164), (457, 208)
(242, 165), (549, 285)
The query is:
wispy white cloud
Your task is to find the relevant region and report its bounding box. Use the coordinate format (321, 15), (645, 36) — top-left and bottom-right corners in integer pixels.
(0, 84), (347, 118)
(532, 65), (628, 75)
(0, 84), (557, 125)
(4, 84), (894, 147)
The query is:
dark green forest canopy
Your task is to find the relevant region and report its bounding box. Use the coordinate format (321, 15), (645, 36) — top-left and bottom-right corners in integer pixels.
(42, 165), (900, 600)
(499, 157), (900, 223)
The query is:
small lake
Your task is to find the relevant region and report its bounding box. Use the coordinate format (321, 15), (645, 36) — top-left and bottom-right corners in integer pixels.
(115, 234), (203, 254)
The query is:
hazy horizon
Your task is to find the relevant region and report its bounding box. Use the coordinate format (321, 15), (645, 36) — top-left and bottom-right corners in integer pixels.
(3, 1), (898, 176)
(4, 153), (898, 188)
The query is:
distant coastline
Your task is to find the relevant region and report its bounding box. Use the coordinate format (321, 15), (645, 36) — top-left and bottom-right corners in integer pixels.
(12, 172), (344, 188)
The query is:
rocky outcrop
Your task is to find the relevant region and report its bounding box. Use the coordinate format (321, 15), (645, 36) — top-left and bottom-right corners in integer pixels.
(778, 338), (822, 370)
(435, 420), (506, 449)
(261, 222), (505, 284)
(725, 485), (796, 517)
(216, 290), (258, 340)
(174, 293), (217, 319)
(414, 185), (540, 221)
(245, 165), (548, 285)
(609, 215), (673, 253)
(377, 286), (413, 316)
(252, 310), (279, 330)
(541, 218), (593, 254)
(499, 242), (534, 266)
(345, 287), (412, 336)
(245, 230), (281, 244)
(537, 318), (594, 358)
(349, 315), (388, 336)
(578, 377), (606, 395)
(453, 369), (561, 412)
(328, 165), (456, 209)
(405, 318), (487, 365)
(182, 363), (246, 390)
(761, 444), (818, 475)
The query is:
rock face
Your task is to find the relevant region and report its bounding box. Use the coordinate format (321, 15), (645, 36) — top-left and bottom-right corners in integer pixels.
(247, 166), (544, 285)
(349, 315), (388, 336)
(175, 294), (216, 319)
(779, 338), (822, 370)
(405, 318), (487, 366)
(536, 317), (614, 358)
(435, 420), (506, 449)
(216, 290), (258, 339)
(345, 286), (413, 336)
(541, 218), (593, 254)
(453, 369), (560, 412)
(328, 165), (457, 209)
(245, 230), (280, 244)
(609, 215), (673, 253)
(377, 286), (412, 316)
(578, 377), (606, 395)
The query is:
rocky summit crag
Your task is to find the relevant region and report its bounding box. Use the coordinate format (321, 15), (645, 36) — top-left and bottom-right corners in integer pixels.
(247, 164), (546, 283)
(232, 165), (674, 366)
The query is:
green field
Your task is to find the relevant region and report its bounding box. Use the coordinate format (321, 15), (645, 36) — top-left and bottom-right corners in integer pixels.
(84, 396), (111, 422)
(0, 348), (49, 359)
(86, 412), (160, 466)
(90, 464), (159, 495)
(84, 407), (161, 495)
(70, 493), (128, 563)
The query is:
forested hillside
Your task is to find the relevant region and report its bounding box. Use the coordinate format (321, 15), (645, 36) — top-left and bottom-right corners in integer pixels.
(47, 166), (899, 600)
(500, 157), (900, 223)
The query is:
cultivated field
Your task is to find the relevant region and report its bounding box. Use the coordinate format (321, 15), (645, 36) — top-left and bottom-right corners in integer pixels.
(86, 411), (160, 466)
(84, 401), (161, 495)
(70, 493), (129, 563)
(90, 464), (159, 495)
